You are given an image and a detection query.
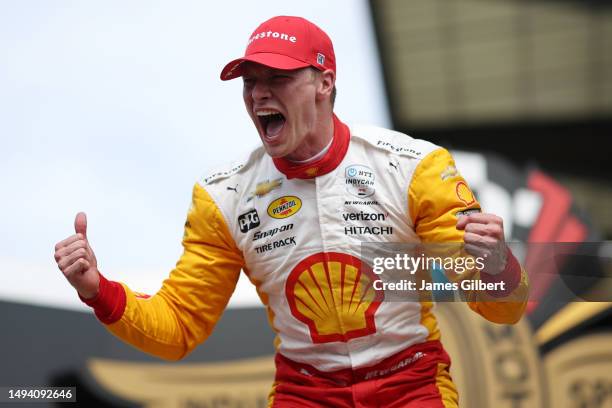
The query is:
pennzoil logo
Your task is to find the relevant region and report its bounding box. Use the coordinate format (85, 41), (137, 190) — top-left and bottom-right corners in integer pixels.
(267, 196), (302, 219)
(286, 252), (383, 343)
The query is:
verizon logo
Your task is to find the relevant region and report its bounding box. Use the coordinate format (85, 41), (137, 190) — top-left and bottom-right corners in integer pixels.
(342, 212), (387, 221)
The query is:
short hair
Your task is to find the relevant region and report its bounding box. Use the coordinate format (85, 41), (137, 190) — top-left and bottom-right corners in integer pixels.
(330, 85), (337, 107)
(310, 67), (336, 108)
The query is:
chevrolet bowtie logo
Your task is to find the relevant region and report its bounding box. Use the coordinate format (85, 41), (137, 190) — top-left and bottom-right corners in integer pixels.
(247, 178), (283, 202)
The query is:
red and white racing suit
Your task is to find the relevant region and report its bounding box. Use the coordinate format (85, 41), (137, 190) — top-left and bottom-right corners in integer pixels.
(83, 115), (528, 407)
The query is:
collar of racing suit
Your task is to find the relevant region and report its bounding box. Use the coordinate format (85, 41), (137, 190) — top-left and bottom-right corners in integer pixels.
(272, 114), (350, 179)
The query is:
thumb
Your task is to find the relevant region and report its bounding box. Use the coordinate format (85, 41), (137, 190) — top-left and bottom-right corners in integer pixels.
(74, 212), (88, 237)
(456, 214), (469, 230)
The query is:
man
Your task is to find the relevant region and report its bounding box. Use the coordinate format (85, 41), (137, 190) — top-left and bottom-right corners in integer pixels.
(54, 16), (528, 407)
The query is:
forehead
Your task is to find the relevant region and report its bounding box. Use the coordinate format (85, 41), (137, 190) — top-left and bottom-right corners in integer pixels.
(241, 62), (311, 78)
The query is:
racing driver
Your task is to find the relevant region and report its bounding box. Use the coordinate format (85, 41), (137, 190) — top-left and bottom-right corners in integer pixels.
(54, 16), (529, 407)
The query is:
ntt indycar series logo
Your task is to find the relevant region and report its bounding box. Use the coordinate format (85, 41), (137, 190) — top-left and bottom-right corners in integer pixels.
(345, 165), (375, 198)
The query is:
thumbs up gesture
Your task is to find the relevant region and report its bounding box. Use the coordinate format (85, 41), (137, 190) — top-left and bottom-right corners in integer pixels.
(54, 212), (100, 299)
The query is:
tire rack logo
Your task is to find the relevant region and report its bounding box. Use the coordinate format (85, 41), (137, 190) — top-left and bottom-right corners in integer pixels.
(238, 209), (260, 233)
(285, 252), (383, 343)
(267, 196), (302, 219)
(345, 165), (375, 198)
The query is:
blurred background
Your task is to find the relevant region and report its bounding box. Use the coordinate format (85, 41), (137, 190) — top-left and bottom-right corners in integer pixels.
(0, 1), (610, 407)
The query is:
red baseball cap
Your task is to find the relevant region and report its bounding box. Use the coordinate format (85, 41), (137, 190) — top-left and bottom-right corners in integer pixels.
(220, 16), (336, 81)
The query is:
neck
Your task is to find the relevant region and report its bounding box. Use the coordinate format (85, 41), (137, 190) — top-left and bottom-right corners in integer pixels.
(272, 114), (350, 180)
(289, 137), (333, 164)
(285, 112), (334, 162)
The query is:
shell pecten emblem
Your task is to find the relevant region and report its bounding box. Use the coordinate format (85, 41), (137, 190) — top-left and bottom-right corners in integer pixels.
(455, 181), (476, 206)
(267, 196), (302, 219)
(286, 252), (383, 343)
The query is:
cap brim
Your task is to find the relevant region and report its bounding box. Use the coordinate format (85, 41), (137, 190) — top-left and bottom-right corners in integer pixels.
(220, 53), (310, 81)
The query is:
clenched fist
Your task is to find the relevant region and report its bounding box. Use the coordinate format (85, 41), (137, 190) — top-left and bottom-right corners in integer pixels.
(456, 212), (508, 276)
(54, 212), (100, 299)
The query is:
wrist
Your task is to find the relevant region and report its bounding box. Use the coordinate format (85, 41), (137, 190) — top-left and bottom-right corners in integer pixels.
(78, 284), (99, 301)
(79, 273), (126, 324)
(481, 247), (521, 298)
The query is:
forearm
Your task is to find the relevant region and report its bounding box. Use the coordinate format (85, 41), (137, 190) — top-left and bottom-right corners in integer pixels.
(466, 248), (529, 324)
(81, 265), (240, 361)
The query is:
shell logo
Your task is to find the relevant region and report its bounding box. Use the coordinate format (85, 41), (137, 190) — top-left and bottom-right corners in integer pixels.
(456, 181), (476, 206)
(267, 196), (302, 219)
(286, 252), (383, 344)
(305, 167), (318, 177)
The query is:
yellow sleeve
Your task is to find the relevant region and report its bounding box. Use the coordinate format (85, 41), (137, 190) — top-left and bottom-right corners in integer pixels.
(408, 148), (528, 324)
(95, 183), (244, 360)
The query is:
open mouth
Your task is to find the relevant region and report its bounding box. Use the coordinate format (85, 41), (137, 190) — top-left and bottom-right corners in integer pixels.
(257, 110), (286, 139)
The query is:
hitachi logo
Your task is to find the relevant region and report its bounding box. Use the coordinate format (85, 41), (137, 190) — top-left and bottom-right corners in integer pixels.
(344, 226), (393, 235)
(342, 212), (387, 221)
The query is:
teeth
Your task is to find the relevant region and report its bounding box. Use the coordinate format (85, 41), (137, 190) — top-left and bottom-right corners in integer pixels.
(256, 110), (280, 116)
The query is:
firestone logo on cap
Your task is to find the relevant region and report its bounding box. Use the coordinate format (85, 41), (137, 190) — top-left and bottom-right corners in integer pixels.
(248, 31), (298, 45)
(220, 15), (336, 81)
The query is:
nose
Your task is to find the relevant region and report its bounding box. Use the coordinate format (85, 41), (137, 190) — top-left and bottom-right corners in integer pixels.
(251, 80), (271, 101)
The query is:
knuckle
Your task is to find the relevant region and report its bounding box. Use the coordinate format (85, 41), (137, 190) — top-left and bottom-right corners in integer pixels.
(488, 224), (501, 236)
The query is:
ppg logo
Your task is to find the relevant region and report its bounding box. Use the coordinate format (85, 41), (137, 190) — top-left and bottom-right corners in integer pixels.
(238, 209), (260, 233)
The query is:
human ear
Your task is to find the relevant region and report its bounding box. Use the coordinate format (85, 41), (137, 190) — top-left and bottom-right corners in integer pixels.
(316, 69), (336, 103)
